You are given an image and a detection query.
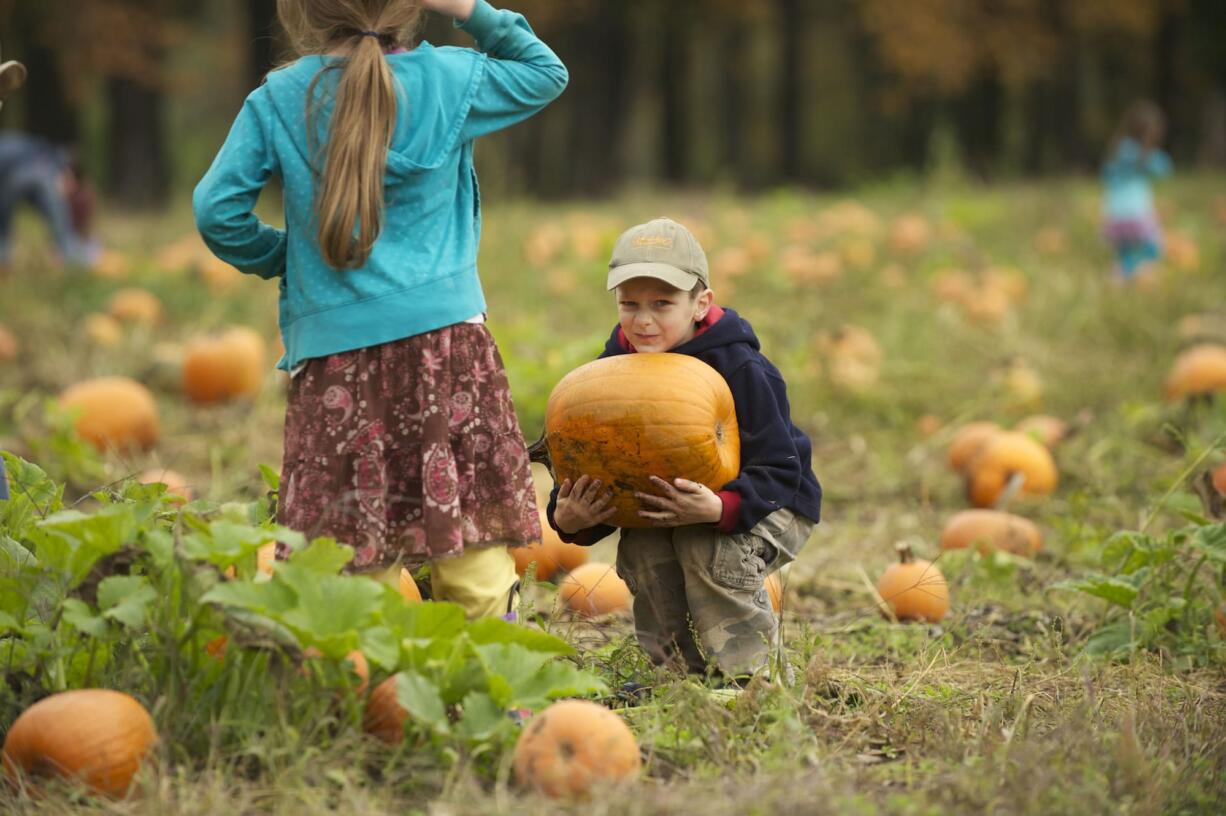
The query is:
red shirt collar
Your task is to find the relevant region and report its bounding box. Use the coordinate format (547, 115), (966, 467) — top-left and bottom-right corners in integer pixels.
(616, 304), (725, 352)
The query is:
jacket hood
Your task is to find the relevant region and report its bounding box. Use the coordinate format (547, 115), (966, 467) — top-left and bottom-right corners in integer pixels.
(262, 44), (483, 183)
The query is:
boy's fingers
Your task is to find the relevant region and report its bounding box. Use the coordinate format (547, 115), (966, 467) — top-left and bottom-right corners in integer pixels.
(592, 491), (614, 510)
(673, 478), (702, 493)
(558, 478), (573, 498)
(596, 505), (616, 522)
(635, 492), (672, 509)
(648, 475), (677, 495)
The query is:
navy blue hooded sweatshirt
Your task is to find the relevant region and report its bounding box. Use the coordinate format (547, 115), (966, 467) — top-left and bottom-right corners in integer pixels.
(546, 306), (822, 545)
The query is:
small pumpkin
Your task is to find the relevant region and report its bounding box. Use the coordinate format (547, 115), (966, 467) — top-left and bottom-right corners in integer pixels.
(137, 468), (193, 503)
(889, 213), (931, 256)
(363, 676), (408, 745)
(83, 313), (123, 348)
(91, 249), (130, 280)
(0, 323), (18, 361)
(107, 288), (162, 325)
(947, 421), (1001, 472)
(765, 572), (783, 613)
(545, 354), (740, 528)
(513, 699), (641, 798)
(512, 540), (562, 581)
(1164, 344), (1226, 401)
(960, 284), (1011, 325)
(876, 544), (949, 623)
(559, 563), (631, 617)
(939, 509), (1042, 557)
(398, 568), (422, 602)
(1211, 463), (1226, 497)
(182, 326), (267, 403)
(2, 689), (157, 797)
(965, 431), (1058, 508)
(59, 376), (160, 452)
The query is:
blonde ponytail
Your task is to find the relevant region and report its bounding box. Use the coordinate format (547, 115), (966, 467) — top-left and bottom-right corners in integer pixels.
(315, 35), (396, 269)
(276, 0), (423, 269)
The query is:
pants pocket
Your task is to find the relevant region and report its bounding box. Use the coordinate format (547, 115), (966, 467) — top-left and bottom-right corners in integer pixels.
(710, 534), (772, 592)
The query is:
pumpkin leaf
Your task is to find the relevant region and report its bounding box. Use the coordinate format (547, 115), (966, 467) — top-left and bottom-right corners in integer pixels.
(386, 598), (467, 643)
(98, 575), (158, 629)
(0, 452), (63, 537)
(358, 625), (400, 670)
(1190, 524), (1226, 563)
(286, 537), (353, 575)
(259, 464), (280, 491)
(61, 598), (109, 637)
(181, 520), (276, 565)
(394, 671), (450, 735)
(32, 505), (136, 587)
(473, 642), (607, 710)
(1053, 575), (1139, 608)
(202, 576), (297, 616)
(455, 691), (509, 741)
(466, 617), (575, 655)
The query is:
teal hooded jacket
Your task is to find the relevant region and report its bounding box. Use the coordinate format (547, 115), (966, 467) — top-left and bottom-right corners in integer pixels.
(193, 0), (567, 370)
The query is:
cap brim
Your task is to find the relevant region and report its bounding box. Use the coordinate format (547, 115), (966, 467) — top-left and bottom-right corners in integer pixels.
(607, 262), (701, 291)
(0, 62), (27, 98)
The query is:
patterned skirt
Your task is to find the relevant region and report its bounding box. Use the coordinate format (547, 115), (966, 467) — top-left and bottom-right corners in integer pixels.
(277, 323), (541, 570)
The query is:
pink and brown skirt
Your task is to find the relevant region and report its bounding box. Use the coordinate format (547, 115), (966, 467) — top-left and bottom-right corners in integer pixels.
(277, 323), (541, 571)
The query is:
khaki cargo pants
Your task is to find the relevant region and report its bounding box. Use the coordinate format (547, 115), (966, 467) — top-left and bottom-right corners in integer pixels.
(615, 507), (815, 679)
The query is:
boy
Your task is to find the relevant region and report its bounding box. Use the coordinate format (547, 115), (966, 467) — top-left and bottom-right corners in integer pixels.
(547, 217), (822, 683)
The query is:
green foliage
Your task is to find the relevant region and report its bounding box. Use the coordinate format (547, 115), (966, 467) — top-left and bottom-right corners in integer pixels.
(0, 452), (605, 766)
(1055, 522), (1226, 666)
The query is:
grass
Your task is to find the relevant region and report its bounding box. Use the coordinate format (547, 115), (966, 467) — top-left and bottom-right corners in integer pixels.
(2, 173), (1226, 813)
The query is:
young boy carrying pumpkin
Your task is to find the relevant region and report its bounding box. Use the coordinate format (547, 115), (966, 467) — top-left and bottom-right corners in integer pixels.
(547, 217), (822, 684)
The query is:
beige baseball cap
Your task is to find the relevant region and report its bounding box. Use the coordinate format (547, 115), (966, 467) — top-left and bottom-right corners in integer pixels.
(606, 217), (709, 291)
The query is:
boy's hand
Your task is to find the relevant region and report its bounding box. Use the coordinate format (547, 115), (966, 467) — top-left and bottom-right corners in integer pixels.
(554, 475), (616, 534)
(637, 476), (723, 526)
(420, 0), (475, 22)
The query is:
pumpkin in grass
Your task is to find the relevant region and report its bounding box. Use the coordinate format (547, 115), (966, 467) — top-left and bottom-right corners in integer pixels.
(513, 540), (562, 581)
(59, 377), (160, 452)
(876, 544), (949, 623)
(2, 689), (157, 797)
(1164, 344), (1226, 401)
(107, 288), (162, 325)
(965, 431), (1057, 508)
(83, 313), (123, 348)
(182, 326), (267, 403)
(137, 468), (193, 503)
(559, 563), (631, 617)
(363, 676), (408, 745)
(765, 572), (783, 613)
(946, 421), (1001, 472)
(513, 699), (641, 798)
(940, 509), (1042, 558)
(398, 568), (422, 602)
(0, 323), (18, 361)
(544, 354), (739, 528)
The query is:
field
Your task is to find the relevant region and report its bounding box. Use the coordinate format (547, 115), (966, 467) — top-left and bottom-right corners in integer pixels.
(1, 175), (1225, 814)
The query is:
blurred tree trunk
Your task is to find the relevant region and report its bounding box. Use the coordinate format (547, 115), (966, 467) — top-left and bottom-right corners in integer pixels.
(776, 0), (801, 181)
(719, 26), (746, 184)
(9, 5), (77, 144)
(247, 0), (280, 88)
(660, 1), (691, 184)
(107, 77), (169, 206)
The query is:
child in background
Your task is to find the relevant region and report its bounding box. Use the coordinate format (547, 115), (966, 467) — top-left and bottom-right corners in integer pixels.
(193, 0), (567, 618)
(547, 218), (822, 685)
(1102, 100), (1173, 282)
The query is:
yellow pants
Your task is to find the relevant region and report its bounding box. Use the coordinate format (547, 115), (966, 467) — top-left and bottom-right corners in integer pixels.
(373, 545), (518, 619)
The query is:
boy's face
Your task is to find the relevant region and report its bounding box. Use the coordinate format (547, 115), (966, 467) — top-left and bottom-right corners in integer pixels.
(616, 277), (713, 353)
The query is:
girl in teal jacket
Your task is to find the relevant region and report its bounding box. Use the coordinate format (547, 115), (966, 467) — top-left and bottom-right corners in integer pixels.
(194, 0), (566, 617)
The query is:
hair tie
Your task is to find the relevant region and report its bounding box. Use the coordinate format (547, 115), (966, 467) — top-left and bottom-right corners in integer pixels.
(359, 30), (380, 39)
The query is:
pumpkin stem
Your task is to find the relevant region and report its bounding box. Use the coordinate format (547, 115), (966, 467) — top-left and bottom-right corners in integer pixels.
(894, 542), (913, 564)
(994, 471), (1027, 509)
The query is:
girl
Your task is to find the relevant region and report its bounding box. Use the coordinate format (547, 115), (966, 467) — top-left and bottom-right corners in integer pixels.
(193, 0), (567, 617)
(1101, 100), (1173, 282)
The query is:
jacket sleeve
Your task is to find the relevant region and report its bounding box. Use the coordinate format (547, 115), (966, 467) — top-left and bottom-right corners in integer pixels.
(192, 89), (287, 280)
(719, 360), (806, 534)
(457, 0), (568, 142)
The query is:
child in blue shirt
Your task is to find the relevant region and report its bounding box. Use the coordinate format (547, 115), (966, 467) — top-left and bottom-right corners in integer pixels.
(194, 0), (566, 617)
(1101, 100), (1172, 282)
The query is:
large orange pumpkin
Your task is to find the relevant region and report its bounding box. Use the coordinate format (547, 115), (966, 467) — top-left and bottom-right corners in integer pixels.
(59, 377), (160, 451)
(2, 689), (157, 797)
(966, 431), (1057, 508)
(939, 509), (1042, 557)
(559, 563), (631, 617)
(182, 326), (267, 403)
(545, 354), (739, 528)
(876, 544), (949, 623)
(513, 699), (641, 798)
